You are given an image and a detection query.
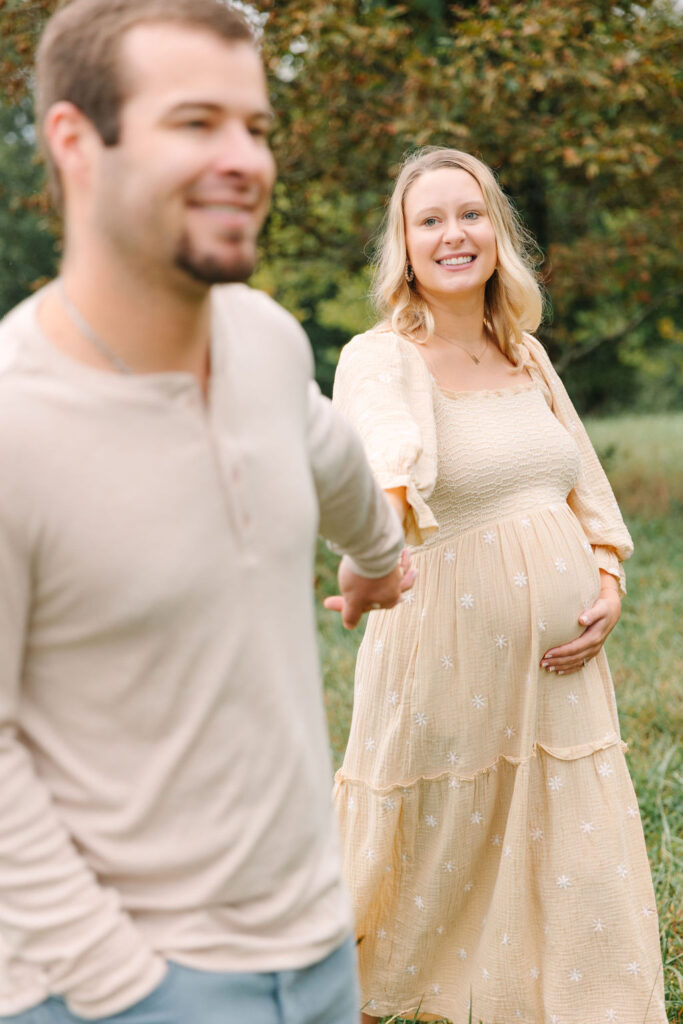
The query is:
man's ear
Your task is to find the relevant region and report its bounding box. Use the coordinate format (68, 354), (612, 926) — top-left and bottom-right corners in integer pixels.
(43, 101), (102, 195)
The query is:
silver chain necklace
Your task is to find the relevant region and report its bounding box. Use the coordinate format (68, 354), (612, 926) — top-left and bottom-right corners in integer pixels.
(57, 279), (133, 375)
(432, 331), (489, 365)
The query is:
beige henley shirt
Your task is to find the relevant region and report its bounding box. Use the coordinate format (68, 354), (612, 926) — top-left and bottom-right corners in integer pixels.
(0, 283), (403, 1019)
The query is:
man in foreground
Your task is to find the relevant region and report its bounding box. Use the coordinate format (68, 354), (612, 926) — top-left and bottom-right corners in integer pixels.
(0, 2), (409, 1021)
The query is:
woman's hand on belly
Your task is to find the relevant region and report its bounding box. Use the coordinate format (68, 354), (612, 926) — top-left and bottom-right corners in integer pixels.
(540, 570), (622, 675)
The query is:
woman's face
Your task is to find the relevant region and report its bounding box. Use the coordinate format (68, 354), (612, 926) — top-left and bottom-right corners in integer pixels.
(403, 167), (498, 308)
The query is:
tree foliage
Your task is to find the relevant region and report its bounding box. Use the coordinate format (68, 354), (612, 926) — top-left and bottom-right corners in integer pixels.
(1, 0), (681, 409)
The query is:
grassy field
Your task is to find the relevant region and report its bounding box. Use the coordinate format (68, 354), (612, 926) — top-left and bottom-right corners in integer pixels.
(315, 412), (683, 1023)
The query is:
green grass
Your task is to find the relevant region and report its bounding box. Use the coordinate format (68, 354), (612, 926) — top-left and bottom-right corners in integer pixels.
(316, 412), (683, 1023)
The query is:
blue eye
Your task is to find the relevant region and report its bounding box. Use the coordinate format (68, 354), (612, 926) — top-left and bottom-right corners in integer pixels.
(423, 217), (438, 227)
(464, 211), (480, 220)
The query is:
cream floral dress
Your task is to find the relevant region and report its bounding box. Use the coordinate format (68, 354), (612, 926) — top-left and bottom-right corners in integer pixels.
(332, 330), (666, 1024)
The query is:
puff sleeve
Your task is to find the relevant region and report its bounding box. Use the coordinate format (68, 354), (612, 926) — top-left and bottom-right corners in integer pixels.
(333, 331), (439, 547)
(521, 333), (633, 594)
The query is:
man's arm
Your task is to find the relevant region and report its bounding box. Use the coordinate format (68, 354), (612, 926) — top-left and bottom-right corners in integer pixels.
(0, 498), (165, 1019)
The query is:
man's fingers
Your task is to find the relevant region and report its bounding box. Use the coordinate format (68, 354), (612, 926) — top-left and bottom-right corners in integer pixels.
(323, 596), (344, 612)
(400, 568), (417, 592)
(341, 602), (363, 630)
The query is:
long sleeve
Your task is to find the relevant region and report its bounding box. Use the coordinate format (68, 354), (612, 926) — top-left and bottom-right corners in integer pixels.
(521, 333), (633, 594)
(332, 331), (438, 547)
(307, 381), (403, 578)
(0, 478), (165, 1019)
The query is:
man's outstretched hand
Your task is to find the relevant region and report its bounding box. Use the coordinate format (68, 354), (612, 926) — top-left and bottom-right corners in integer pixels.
(323, 549), (416, 629)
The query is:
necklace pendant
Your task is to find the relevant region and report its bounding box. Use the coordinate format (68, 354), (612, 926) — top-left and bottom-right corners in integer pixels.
(471, 354), (480, 365)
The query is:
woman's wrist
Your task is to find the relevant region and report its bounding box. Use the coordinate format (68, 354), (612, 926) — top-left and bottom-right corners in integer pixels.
(599, 569), (621, 596)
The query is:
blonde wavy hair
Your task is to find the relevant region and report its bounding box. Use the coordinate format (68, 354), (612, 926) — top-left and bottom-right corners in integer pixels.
(372, 147), (544, 363)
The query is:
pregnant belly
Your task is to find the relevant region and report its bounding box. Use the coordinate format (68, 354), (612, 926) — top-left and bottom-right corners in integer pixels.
(483, 504), (603, 654)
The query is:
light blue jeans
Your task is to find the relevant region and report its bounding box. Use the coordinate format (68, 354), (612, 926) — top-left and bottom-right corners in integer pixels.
(0, 937), (359, 1024)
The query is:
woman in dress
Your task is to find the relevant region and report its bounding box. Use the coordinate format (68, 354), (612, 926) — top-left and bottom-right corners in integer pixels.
(331, 148), (666, 1024)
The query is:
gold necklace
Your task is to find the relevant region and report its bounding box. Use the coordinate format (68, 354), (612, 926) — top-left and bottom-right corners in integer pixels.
(432, 331), (489, 365)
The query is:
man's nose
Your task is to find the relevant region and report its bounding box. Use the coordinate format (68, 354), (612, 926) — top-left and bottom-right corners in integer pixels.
(213, 123), (274, 180)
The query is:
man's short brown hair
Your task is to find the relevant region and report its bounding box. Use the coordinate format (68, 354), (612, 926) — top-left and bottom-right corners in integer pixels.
(36, 0), (256, 206)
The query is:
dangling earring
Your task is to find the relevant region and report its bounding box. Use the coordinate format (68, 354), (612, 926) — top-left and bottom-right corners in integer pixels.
(405, 263), (415, 284)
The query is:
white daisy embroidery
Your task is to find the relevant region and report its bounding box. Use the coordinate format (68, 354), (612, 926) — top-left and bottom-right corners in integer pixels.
(432, 983), (441, 995)
(513, 571), (528, 587)
(446, 750), (461, 765)
(401, 589), (416, 604)
(550, 1015), (560, 1024)
(616, 864), (628, 879)
(626, 961), (641, 976)
(531, 827), (544, 842)
(538, 618), (548, 632)
(482, 530), (496, 545)
(529, 966), (540, 980)
(373, 639), (384, 654)
(626, 805), (639, 818)
(520, 516), (531, 528)
(481, 967), (491, 981)
(557, 875), (571, 889)
(472, 694), (488, 709)
(414, 711), (428, 727)
(598, 762), (614, 778)
(442, 860), (454, 873)
(406, 964), (418, 975)
(470, 811), (484, 825)
(503, 844), (512, 857)
(368, 999), (379, 1011)
(382, 797), (396, 813)
(440, 654), (454, 669)
(548, 775), (563, 792)
(378, 372), (393, 384)
(605, 1011), (617, 1023)
(443, 548), (456, 564)
(491, 834), (502, 846)
(436, 925), (445, 935)
(569, 968), (582, 982)
(580, 820), (595, 834)
(347, 796), (355, 810)
(376, 928), (387, 939)
(589, 517), (602, 532)
(413, 895), (425, 911)
(567, 691), (579, 706)
(364, 737), (376, 752)
(460, 593), (474, 609)
(363, 848), (375, 862)
(642, 906), (655, 918)
(593, 919), (605, 933)
(494, 634), (508, 649)
(554, 557), (567, 573)
(448, 777), (461, 789)
(464, 881), (474, 892)
(388, 691), (399, 706)
(425, 814), (438, 828)
(504, 724), (516, 739)
(457, 948), (468, 960)
(501, 933), (511, 946)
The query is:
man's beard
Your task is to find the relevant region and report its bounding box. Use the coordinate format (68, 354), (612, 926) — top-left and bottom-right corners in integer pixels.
(174, 231), (256, 285)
